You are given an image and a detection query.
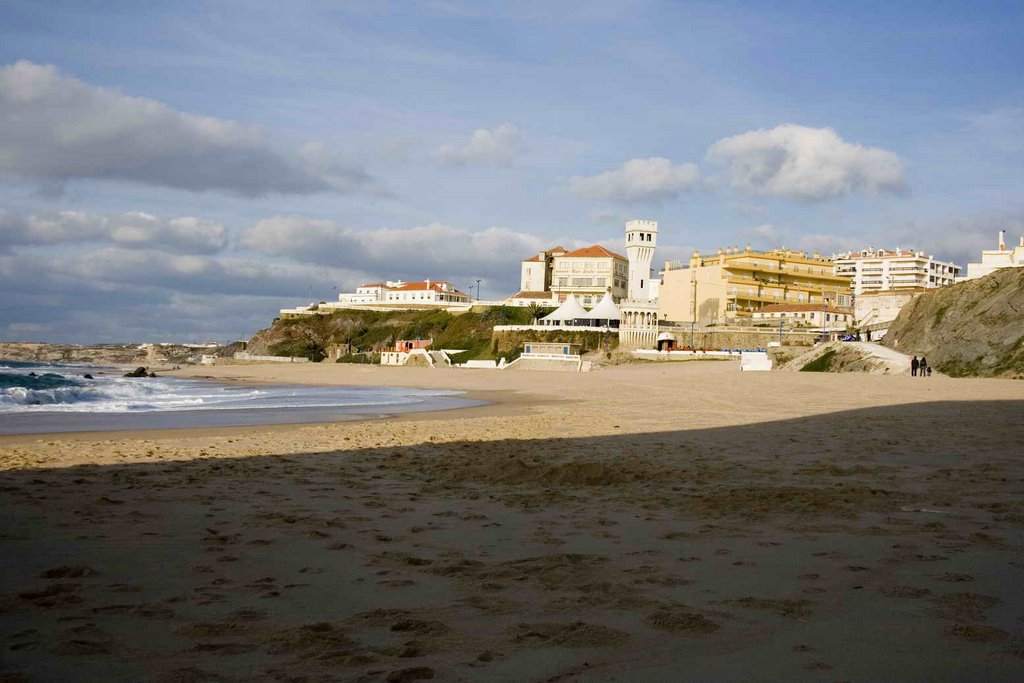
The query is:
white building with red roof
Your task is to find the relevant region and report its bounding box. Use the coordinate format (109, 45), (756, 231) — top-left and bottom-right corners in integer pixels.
(549, 244), (629, 307)
(281, 279), (472, 317)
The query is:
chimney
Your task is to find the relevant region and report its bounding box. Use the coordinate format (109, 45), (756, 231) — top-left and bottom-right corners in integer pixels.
(999, 229), (1006, 250)
(426, 278), (431, 288)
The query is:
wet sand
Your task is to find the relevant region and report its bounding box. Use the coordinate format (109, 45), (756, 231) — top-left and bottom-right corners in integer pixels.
(1, 362), (1023, 681)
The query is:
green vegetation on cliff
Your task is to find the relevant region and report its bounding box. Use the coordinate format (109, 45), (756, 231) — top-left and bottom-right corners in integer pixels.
(883, 267), (1024, 378)
(799, 349), (837, 372)
(249, 307), (546, 362)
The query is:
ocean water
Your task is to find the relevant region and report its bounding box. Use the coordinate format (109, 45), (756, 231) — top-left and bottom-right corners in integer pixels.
(0, 361), (479, 434)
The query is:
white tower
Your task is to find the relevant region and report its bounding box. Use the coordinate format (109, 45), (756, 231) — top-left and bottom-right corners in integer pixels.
(625, 219), (658, 301)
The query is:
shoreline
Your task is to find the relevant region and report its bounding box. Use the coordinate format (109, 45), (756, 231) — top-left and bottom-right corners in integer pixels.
(0, 387), (537, 445)
(3, 361), (1023, 680)
(0, 362), (546, 443)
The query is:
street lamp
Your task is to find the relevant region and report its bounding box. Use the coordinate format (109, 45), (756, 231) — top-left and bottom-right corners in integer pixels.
(690, 272), (697, 350)
(476, 279), (482, 302)
(821, 295), (828, 342)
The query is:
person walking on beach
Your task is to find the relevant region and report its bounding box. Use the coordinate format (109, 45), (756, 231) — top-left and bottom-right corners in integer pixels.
(911, 356), (919, 377)
(919, 356), (928, 378)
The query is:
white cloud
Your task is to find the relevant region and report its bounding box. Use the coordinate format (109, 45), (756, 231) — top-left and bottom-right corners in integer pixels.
(242, 216), (550, 274)
(562, 157), (700, 203)
(0, 60), (375, 196)
(744, 223), (783, 247)
(0, 210), (227, 254)
(707, 124), (905, 200)
(433, 123), (521, 166)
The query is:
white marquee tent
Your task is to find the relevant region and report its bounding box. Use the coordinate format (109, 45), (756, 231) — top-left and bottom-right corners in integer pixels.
(586, 293), (621, 326)
(540, 294), (590, 326)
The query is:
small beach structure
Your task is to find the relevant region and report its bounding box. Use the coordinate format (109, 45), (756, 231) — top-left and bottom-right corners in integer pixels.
(381, 339), (435, 366)
(540, 294), (590, 327)
(521, 342), (581, 359)
(505, 342), (588, 372)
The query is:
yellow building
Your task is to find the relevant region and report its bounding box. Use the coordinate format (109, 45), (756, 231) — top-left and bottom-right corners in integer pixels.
(659, 246), (852, 325)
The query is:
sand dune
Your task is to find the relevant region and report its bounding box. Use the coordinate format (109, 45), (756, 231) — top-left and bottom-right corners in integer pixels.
(1, 362), (1023, 680)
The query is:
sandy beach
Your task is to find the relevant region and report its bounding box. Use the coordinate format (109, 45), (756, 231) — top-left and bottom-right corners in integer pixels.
(2, 361), (1023, 681)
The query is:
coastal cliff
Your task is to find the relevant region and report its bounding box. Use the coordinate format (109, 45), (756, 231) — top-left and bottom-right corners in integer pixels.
(247, 307), (537, 362)
(246, 307), (616, 362)
(883, 267), (1024, 378)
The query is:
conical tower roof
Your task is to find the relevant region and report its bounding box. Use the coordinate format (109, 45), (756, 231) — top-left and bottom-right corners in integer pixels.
(541, 294), (589, 323)
(587, 292), (620, 321)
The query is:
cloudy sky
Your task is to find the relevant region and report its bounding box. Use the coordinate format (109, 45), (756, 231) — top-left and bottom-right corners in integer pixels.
(2, 1), (1022, 342)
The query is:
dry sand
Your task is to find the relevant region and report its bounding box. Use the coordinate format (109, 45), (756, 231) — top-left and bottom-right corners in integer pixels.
(1, 361), (1023, 681)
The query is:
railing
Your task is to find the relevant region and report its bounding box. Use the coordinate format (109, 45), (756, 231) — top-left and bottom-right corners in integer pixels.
(233, 352), (311, 363)
(520, 353), (582, 361)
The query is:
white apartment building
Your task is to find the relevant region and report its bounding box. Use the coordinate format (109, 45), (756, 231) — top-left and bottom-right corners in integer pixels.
(281, 279), (471, 318)
(550, 245), (629, 307)
(961, 230), (1024, 281)
(517, 244), (629, 308)
(381, 280), (472, 305)
(753, 303), (853, 331)
(519, 247), (567, 293)
(832, 248), (960, 296)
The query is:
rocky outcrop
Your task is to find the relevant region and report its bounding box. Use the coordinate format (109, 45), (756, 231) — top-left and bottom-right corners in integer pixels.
(781, 341), (910, 374)
(883, 268), (1024, 378)
(0, 342), (223, 367)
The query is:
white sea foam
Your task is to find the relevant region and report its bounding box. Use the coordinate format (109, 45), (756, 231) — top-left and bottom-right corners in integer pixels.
(0, 362), (456, 414)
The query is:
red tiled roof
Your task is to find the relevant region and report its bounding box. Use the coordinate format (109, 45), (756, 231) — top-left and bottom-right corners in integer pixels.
(561, 244), (627, 260)
(390, 280), (467, 294)
(359, 283), (385, 288)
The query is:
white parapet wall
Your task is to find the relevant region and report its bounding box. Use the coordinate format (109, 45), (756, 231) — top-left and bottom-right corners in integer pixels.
(632, 349), (740, 361)
(233, 352), (311, 363)
(740, 351), (773, 372)
(461, 360), (499, 369)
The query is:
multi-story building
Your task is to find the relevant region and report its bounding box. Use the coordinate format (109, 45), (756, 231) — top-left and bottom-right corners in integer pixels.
(519, 247), (567, 293)
(549, 245), (629, 307)
(752, 303), (853, 332)
(659, 246), (852, 325)
(832, 248), (960, 295)
(281, 279), (471, 317)
(381, 280), (473, 305)
(961, 230), (1024, 281)
(853, 288), (925, 340)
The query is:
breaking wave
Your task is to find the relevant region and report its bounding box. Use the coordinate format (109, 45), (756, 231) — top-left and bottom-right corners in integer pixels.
(0, 361), (457, 414)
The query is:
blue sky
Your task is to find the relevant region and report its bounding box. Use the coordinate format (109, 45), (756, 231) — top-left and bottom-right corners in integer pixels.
(1, 0), (1022, 341)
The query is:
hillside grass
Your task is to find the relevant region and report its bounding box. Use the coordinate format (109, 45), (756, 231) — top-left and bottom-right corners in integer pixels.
(800, 349), (837, 372)
(264, 307), (539, 362)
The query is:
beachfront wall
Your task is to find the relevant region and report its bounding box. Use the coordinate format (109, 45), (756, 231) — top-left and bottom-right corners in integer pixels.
(664, 327), (824, 350)
(490, 327), (616, 357)
(233, 352), (311, 363)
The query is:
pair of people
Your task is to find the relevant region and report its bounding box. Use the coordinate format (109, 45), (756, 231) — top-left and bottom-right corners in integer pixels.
(911, 356), (932, 377)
